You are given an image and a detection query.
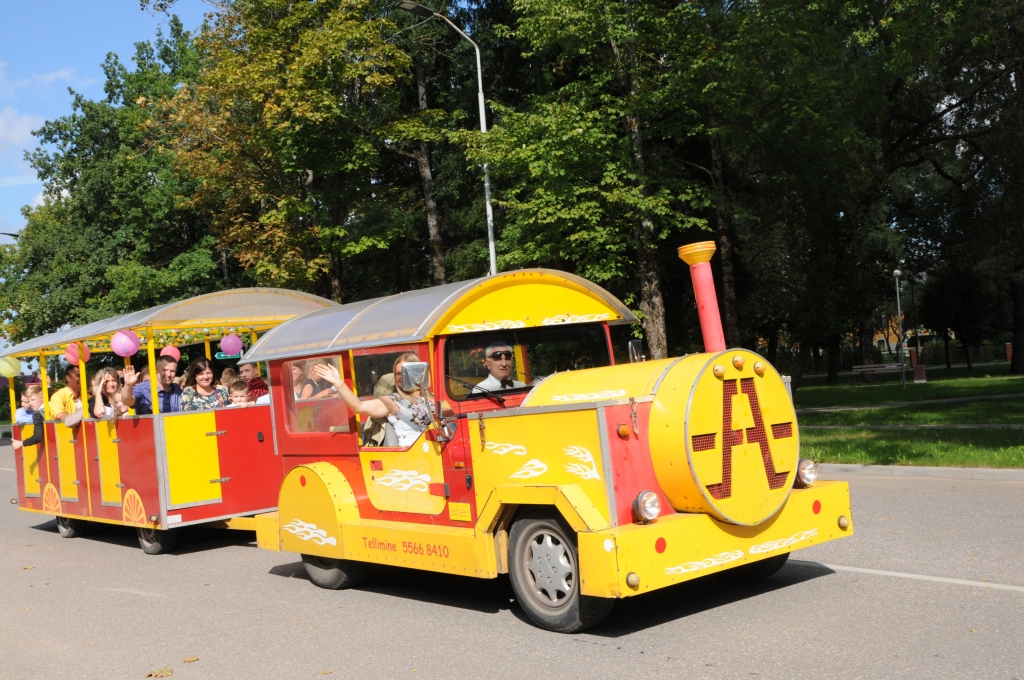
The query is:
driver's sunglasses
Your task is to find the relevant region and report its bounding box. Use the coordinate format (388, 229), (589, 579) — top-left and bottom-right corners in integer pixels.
(487, 351), (514, 361)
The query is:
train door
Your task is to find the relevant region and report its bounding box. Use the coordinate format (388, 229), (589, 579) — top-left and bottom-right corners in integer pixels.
(18, 423), (42, 497)
(54, 423), (79, 502)
(160, 411), (224, 509)
(93, 419), (123, 506)
(349, 345), (448, 516)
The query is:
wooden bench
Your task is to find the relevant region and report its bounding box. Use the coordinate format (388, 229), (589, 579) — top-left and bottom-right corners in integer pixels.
(852, 363), (901, 385)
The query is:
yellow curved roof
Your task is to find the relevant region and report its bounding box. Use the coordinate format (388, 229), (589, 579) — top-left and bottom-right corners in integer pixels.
(3, 288), (337, 358)
(244, 269), (638, 362)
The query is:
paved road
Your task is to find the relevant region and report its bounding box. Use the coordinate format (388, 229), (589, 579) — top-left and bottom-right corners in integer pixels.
(2, 447), (1022, 679)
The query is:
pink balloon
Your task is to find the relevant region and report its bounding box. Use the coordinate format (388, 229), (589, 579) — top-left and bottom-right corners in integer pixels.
(64, 342), (91, 365)
(220, 333), (243, 356)
(160, 346), (181, 362)
(111, 330), (141, 357)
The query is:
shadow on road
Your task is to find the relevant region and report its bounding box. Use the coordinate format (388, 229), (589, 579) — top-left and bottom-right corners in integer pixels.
(589, 561), (837, 637)
(29, 519), (256, 555)
(269, 560), (516, 615)
(268, 557), (836, 632)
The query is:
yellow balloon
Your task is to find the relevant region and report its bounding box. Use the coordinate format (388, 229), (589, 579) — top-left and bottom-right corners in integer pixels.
(0, 356), (21, 378)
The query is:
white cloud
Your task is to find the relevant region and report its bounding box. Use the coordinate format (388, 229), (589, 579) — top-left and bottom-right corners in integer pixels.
(0, 106), (43, 152)
(31, 191), (44, 207)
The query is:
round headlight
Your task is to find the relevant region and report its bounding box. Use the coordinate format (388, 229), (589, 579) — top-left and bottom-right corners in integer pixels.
(633, 490), (661, 523)
(795, 459), (817, 488)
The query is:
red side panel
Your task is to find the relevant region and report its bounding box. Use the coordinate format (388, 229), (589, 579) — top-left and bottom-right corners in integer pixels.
(270, 358), (360, 458)
(602, 403), (674, 526)
(173, 406), (282, 525)
(12, 424), (38, 512)
(116, 417), (162, 524)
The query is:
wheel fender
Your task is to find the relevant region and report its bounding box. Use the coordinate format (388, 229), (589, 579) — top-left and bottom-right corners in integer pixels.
(476, 484), (611, 535)
(278, 462), (359, 558)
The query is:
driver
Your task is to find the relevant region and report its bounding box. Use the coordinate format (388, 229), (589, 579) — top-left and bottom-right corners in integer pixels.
(472, 341), (526, 393)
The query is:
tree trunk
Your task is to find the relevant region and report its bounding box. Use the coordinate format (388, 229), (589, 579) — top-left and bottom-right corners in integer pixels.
(1012, 278), (1024, 373)
(858, 318), (874, 364)
(329, 249), (343, 303)
(812, 343), (823, 373)
(766, 330), (778, 365)
(826, 333), (841, 383)
(790, 341), (812, 395)
(609, 31), (668, 359)
(709, 128), (741, 347)
(962, 341), (973, 370)
(414, 63), (445, 286)
(943, 331), (952, 369)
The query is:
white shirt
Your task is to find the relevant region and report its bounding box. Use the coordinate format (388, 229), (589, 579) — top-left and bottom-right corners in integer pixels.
(472, 374), (526, 393)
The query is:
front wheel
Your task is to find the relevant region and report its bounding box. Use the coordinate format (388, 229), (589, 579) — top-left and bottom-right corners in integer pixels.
(724, 553), (790, 583)
(301, 554), (368, 590)
(56, 516), (88, 538)
(137, 527), (178, 555)
(508, 510), (614, 633)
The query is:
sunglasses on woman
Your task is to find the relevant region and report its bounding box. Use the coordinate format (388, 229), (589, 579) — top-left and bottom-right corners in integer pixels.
(487, 351), (514, 360)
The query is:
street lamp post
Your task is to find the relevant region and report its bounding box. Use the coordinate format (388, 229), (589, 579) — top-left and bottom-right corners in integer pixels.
(396, 1), (498, 276)
(894, 269), (905, 388)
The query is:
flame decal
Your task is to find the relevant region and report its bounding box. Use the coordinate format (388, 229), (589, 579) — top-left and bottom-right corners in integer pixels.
(665, 550), (744, 575)
(485, 442), (527, 456)
(551, 390), (626, 402)
(282, 519), (337, 546)
(509, 459), (548, 479)
(563, 445), (601, 481)
(447, 320), (525, 333)
(748, 528), (817, 554)
(541, 313), (611, 325)
(375, 469), (431, 492)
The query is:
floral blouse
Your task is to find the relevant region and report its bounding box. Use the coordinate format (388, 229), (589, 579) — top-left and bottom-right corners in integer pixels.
(383, 392), (432, 430)
(180, 385), (230, 411)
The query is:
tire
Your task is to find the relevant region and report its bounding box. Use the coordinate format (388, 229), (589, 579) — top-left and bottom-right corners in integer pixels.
(508, 510), (615, 633)
(55, 516), (89, 538)
(136, 527), (178, 555)
(301, 554), (368, 590)
(724, 553), (790, 583)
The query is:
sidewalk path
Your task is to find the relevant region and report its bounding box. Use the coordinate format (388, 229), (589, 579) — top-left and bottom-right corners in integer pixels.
(804, 423), (1024, 430)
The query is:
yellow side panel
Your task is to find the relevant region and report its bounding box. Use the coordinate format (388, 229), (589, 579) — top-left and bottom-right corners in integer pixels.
(358, 432), (446, 515)
(164, 412), (222, 506)
(20, 425), (40, 496)
(95, 420), (122, 505)
(339, 520), (495, 578)
(255, 512), (281, 552)
(578, 481), (853, 598)
(470, 409), (611, 523)
(55, 424), (78, 501)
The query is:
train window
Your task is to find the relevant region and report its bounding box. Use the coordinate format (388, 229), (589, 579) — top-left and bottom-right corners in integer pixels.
(282, 356), (351, 434)
(351, 344), (424, 400)
(445, 323), (611, 401)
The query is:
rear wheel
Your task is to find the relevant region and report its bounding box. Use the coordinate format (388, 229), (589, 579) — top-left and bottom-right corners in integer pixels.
(55, 516), (88, 538)
(137, 527), (178, 555)
(724, 553), (790, 583)
(301, 554), (368, 590)
(508, 510), (614, 633)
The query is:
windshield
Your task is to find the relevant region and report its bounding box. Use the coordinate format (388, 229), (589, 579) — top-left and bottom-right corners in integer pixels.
(445, 323), (611, 401)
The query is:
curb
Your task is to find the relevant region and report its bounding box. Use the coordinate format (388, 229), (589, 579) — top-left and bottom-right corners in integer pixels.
(819, 463), (1024, 482)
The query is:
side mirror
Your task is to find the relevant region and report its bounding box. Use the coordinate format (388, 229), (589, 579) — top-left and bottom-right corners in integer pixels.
(401, 362), (430, 392)
(628, 339), (646, 363)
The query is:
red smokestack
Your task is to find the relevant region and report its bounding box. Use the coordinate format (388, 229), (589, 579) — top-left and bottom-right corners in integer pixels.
(678, 241), (726, 353)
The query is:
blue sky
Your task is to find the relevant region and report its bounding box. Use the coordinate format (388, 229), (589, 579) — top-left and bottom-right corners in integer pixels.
(0, 0), (211, 242)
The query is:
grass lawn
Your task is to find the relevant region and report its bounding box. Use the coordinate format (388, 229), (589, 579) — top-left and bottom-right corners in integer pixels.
(794, 363), (1024, 410)
(801, 428), (1024, 468)
(799, 397), (1024, 426)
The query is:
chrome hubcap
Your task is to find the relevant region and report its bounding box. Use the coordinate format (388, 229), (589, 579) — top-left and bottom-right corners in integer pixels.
(524, 528), (575, 608)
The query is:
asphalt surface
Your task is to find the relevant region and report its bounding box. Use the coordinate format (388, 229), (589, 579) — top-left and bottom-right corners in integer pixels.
(2, 445), (1022, 679)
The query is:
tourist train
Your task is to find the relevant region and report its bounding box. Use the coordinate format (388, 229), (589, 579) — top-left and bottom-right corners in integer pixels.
(7, 241), (852, 632)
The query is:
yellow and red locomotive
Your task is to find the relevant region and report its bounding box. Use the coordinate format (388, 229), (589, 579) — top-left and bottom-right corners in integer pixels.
(8, 242), (852, 632)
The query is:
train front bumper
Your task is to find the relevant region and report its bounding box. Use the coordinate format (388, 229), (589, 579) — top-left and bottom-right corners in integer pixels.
(577, 480), (852, 598)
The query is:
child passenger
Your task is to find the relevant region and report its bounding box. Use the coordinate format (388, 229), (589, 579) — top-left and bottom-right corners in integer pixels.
(227, 380), (252, 408)
(220, 368), (238, 389)
(14, 391), (36, 425)
(11, 386), (45, 451)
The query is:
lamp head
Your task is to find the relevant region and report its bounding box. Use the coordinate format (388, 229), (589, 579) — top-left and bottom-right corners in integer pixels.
(893, 269), (901, 278)
(397, 1), (434, 17)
